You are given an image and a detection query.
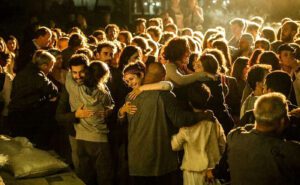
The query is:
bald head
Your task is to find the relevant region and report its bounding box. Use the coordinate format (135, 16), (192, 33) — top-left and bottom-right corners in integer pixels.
(143, 62), (166, 84)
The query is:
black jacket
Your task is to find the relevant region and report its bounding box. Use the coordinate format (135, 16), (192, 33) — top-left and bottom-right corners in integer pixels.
(9, 62), (58, 112)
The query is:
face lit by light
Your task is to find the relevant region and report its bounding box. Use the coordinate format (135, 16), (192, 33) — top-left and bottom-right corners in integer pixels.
(193, 59), (203, 72)
(42, 60), (55, 75)
(70, 65), (86, 85)
(129, 52), (142, 63)
(123, 73), (143, 89)
(40, 31), (52, 48)
(7, 39), (17, 52)
(279, 50), (296, 68)
(181, 50), (190, 65)
(96, 47), (114, 65)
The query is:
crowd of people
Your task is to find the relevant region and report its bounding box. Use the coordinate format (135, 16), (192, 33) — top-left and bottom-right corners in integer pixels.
(0, 6), (300, 185)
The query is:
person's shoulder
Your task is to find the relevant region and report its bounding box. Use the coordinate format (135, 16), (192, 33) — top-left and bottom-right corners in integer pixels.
(227, 126), (251, 141)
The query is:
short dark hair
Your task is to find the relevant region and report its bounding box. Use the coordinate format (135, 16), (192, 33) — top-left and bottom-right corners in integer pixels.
(95, 41), (116, 54)
(147, 26), (162, 40)
(230, 18), (245, 29)
(255, 38), (270, 50)
(199, 53), (219, 74)
(76, 47), (94, 59)
(258, 51), (281, 70)
(105, 24), (120, 34)
(135, 18), (146, 25)
(118, 31), (133, 45)
(277, 43), (295, 54)
(188, 82), (211, 109)
(261, 27), (276, 42)
(69, 54), (89, 68)
(92, 30), (106, 38)
(132, 36), (152, 55)
(34, 26), (51, 39)
(164, 23), (178, 34)
(68, 33), (84, 48)
(265, 71), (292, 97)
(246, 21), (260, 32)
(283, 21), (299, 32)
(247, 64), (271, 90)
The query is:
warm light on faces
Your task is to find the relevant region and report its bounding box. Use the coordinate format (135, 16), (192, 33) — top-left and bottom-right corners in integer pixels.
(193, 60), (203, 72)
(108, 28), (118, 41)
(231, 24), (243, 36)
(71, 65), (86, 85)
(118, 34), (127, 44)
(129, 52), (141, 63)
(239, 38), (250, 50)
(280, 50), (296, 67)
(182, 50), (191, 65)
(7, 39), (17, 52)
(40, 32), (52, 48)
(281, 25), (294, 42)
(57, 39), (68, 51)
(123, 73), (143, 89)
(41, 60), (55, 75)
(97, 47), (114, 65)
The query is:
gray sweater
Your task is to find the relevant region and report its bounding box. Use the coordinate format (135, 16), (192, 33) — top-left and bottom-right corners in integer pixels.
(65, 72), (114, 142)
(127, 90), (199, 176)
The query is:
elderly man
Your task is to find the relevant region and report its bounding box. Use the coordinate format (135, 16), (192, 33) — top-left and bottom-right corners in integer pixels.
(209, 92), (300, 185)
(8, 50), (58, 149)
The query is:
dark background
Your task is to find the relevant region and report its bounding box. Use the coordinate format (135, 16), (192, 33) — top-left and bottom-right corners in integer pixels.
(0, 0), (299, 42)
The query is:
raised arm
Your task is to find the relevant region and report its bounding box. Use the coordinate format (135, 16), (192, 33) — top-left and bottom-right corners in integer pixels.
(165, 63), (210, 86)
(128, 81), (173, 100)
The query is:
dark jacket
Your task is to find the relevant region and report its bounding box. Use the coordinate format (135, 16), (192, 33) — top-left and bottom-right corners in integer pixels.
(14, 40), (37, 73)
(55, 87), (77, 137)
(127, 90), (209, 176)
(227, 127), (300, 185)
(9, 62), (58, 112)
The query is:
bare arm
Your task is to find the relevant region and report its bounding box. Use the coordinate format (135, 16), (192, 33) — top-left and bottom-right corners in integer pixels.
(128, 81), (173, 100)
(165, 63), (210, 86)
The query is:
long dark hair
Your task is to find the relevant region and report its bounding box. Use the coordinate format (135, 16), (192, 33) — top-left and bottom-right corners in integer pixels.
(118, 45), (141, 70)
(231, 57), (249, 81)
(84, 60), (110, 92)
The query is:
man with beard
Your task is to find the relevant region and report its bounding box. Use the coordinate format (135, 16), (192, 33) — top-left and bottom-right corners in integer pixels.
(271, 20), (299, 52)
(232, 33), (254, 62)
(56, 54), (93, 173)
(94, 41), (116, 66)
(228, 18), (245, 48)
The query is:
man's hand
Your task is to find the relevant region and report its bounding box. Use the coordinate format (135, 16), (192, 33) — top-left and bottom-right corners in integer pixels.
(75, 105), (95, 118)
(120, 102), (137, 115)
